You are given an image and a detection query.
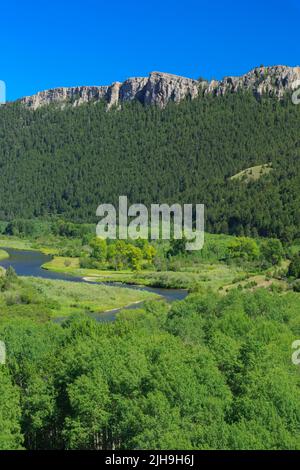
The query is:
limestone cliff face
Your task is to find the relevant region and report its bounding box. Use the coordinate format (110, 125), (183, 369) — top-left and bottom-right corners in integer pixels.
(18, 66), (300, 110)
(20, 86), (109, 109)
(207, 65), (300, 98)
(142, 72), (200, 106)
(19, 72), (199, 110)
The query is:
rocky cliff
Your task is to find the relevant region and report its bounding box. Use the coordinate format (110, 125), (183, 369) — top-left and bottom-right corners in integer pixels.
(207, 65), (300, 98)
(18, 66), (300, 110)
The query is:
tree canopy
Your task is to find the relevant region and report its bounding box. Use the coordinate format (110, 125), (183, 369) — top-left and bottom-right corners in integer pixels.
(1, 288), (300, 449)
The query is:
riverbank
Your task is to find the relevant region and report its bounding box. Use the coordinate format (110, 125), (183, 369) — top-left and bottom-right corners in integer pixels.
(0, 273), (160, 322)
(0, 234), (253, 291)
(26, 276), (161, 318)
(0, 235), (68, 255)
(0, 234), (290, 294)
(0, 248), (188, 322)
(42, 255), (248, 290)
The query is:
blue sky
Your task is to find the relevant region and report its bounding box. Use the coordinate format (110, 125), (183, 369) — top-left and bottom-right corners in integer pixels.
(1, 0), (299, 100)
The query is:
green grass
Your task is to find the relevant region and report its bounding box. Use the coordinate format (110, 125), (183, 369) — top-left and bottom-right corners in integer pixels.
(0, 235), (71, 255)
(230, 163), (272, 183)
(0, 248), (9, 260)
(0, 237), (39, 251)
(0, 276), (160, 321)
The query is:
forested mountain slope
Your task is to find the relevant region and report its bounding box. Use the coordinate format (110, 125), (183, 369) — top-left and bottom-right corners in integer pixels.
(1, 91), (300, 240)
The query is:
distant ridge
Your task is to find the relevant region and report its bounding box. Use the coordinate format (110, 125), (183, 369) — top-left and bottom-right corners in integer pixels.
(16, 65), (300, 110)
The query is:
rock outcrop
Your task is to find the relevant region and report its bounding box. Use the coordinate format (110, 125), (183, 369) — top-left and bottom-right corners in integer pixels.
(20, 85), (109, 109)
(18, 66), (300, 110)
(207, 65), (300, 99)
(142, 72), (200, 106)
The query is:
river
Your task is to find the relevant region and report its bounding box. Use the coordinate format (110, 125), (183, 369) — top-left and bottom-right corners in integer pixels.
(0, 247), (188, 321)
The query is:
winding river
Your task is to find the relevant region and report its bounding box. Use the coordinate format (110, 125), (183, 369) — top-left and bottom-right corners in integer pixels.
(0, 248), (188, 321)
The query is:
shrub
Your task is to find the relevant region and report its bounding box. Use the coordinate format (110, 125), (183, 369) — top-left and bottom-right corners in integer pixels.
(260, 238), (284, 266)
(288, 253), (300, 278)
(292, 279), (300, 292)
(227, 237), (260, 261)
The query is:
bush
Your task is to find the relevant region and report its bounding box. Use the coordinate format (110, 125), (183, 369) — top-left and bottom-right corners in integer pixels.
(292, 279), (300, 292)
(227, 237), (260, 261)
(288, 253), (300, 278)
(260, 238), (284, 266)
(5, 294), (21, 306)
(79, 257), (103, 269)
(5, 266), (17, 280)
(89, 237), (107, 262)
(244, 280), (257, 289)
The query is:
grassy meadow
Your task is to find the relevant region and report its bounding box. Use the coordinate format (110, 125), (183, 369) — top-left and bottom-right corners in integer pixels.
(0, 248), (9, 260)
(230, 163), (273, 182)
(0, 271), (159, 322)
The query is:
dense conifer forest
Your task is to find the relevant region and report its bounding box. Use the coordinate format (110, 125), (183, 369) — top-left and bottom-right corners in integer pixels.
(1, 92), (300, 240)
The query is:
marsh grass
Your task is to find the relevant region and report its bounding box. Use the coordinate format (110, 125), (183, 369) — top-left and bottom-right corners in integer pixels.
(0, 249), (9, 260)
(0, 275), (159, 321)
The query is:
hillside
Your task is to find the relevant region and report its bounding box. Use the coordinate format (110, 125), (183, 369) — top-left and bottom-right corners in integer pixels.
(230, 164), (273, 182)
(1, 82), (300, 240)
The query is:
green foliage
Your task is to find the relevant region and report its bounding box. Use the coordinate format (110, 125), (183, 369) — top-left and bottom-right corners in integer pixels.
(291, 279), (300, 292)
(260, 238), (284, 266)
(1, 288), (300, 450)
(0, 369), (23, 449)
(135, 239), (156, 262)
(89, 237), (107, 262)
(227, 237), (260, 261)
(87, 238), (155, 271)
(0, 266), (18, 292)
(288, 253), (300, 278)
(109, 241), (143, 271)
(51, 220), (93, 239)
(5, 266), (17, 280)
(167, 237), (188, 257)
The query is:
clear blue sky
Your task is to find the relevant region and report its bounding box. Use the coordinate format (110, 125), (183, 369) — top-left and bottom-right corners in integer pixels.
(1, 0), (299, 101)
